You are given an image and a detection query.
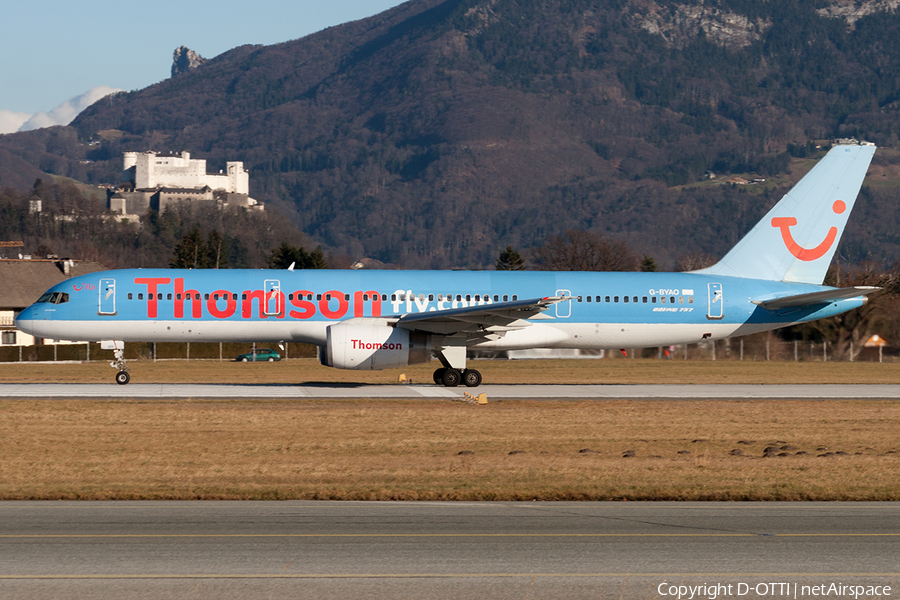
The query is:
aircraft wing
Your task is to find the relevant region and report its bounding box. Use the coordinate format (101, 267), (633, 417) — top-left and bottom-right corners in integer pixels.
(395, 296), (567, 336)
(752, 286), (880, 310)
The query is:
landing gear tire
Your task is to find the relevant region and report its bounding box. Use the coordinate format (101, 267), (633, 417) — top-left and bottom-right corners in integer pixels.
(433, 368), (447, 385)
(441, 368), (461, 387)
(115, 371), (130, 385)
(463, 369), (482, 387)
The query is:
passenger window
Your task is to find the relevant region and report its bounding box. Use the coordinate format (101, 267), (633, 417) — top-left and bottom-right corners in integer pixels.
(457, 295), (462, 301)
(138, 293), (143, 300)
(128, 293), (133, 300)
(381, 294), (387, 301)
(670, 297), (676, 304)
(242, 293), (248, 300)
(176, 294), (182, 300)
(429, 294), (434, 301)
(614, 296), (619, 303)
(466, 295), (471, 301)
(474, 295), (480, 301)
(195, 294), (201, 300)
(679, 296), (684, 304)
(624, 296), (629, 303)
(586, 296), (591, 303)
(503, 295), (509, 302)
(652, 297), (657, 303)
(605, 296), (610, 303)
(148, 293), (154, 300)
(288, 294), (294, 300)
(204, 294), (209, 300)
(633, 296), (638, 303)
(215, 294), (220, 300)
(168, 294), (173, 300)
(391, 294), (396, 301)
(512, 295), (518, 301)
(689, 296), (694, 304)
(344, 294), (350, 301)
(493, 295), (499, 302)
(642, 296), (648, 303)
(661, 296), (666, 303)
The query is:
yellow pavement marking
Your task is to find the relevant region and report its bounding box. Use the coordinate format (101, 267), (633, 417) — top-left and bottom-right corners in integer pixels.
(1, 533), (898, 538)
(0, 573), (898, 579)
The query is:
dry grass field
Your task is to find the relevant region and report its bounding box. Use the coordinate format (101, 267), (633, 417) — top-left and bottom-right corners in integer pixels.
(0, 358), (899, 501)
(2, 356), (900, 385)
(0, 359), (900, 500)
(0, 398), (897, 501)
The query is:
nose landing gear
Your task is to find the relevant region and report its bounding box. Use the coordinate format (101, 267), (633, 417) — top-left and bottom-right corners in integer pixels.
(110, 348), (130, 385)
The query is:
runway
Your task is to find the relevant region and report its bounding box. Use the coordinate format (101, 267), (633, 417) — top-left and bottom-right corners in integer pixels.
(0, 502), (897, 599)
(2, 382), (900, 399)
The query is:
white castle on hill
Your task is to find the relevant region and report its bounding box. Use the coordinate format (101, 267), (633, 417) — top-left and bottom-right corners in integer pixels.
(109, 151), (263, 220)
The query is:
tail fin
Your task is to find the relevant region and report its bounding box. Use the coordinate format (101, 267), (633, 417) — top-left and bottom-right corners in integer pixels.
(695, 144), (876, 284)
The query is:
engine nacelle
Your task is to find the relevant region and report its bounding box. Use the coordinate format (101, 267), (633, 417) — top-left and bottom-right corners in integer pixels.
(321, 322), (431, 370)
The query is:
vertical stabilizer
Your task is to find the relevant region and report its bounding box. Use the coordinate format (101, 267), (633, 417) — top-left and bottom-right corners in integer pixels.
(696, 144), (876, 284)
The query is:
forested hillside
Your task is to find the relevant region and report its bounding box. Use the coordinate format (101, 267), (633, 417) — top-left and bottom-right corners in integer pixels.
(3, 0), (900, 268)
(0, 180), (323, 269)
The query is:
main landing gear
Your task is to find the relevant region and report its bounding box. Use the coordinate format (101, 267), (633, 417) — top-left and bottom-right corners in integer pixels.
(432, 367), (482, 388)
(110, 348), (130, 385)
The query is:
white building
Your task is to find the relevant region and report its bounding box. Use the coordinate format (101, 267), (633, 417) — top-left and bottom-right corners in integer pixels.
(123, 151), (250, 195)
(111, 151), (263, 219)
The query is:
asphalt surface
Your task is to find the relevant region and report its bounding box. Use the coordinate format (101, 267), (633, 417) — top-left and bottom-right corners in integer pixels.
(0, 502), (897, 599)
(2, 382), (900, 399)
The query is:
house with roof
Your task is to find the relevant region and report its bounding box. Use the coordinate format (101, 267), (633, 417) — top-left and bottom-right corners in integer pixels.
(0, 259), (108, 346)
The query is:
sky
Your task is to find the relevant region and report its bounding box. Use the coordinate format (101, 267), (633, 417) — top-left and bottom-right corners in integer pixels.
(0, 0), (408, 115)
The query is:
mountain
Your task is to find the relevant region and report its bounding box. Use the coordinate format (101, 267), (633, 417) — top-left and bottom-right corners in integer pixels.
(3, 0), (900, 268)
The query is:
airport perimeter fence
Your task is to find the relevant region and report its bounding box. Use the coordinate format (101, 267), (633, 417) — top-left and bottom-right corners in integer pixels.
(0, 341), (319, 364)
(0, 334), (896, 363)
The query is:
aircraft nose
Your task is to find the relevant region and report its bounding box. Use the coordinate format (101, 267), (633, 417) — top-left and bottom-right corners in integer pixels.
(14, 305), (38, 334)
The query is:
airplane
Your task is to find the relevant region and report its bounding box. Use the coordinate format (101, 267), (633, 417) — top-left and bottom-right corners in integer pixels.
(16, 143), (879, 387)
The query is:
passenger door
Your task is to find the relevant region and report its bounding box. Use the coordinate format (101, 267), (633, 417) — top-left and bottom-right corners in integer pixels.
(99, 278), (116, 315)
(707, 283), (723, 320)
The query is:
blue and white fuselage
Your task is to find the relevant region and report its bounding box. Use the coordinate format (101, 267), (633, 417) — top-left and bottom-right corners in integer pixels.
(16, 269), (866, 348)
(15, 144), (880, 386)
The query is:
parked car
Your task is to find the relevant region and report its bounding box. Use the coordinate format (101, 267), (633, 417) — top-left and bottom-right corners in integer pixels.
(235, 348), (281, 362)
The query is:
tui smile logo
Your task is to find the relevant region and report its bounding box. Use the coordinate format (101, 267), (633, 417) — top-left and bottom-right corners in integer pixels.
(771, 200), (846, 261)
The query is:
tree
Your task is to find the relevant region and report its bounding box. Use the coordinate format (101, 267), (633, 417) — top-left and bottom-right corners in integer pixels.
(675, 252), (717, 272)
(205, 229), (227, 269)
(530, 230), (638, 271)
(495, 246), (526, 270)
(266, 242), (328, 269)
(169, 225), (205, 268)
(640, 254), (658, 272)
(787, 262), (900, 361)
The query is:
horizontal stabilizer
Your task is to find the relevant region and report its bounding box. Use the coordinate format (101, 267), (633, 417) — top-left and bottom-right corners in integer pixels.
(752, 286), (880, 310)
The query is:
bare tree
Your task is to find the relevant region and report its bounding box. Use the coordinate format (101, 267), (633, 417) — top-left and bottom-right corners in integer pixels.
(798, 262), (900, 360)
(530, 230), (638, 271)
(675, 251), (718, 272)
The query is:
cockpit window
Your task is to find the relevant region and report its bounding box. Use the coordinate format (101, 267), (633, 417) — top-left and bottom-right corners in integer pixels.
(36, 292), (69, 304)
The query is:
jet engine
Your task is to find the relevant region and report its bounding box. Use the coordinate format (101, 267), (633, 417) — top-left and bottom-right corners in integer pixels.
(320, 322), (432, 370)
